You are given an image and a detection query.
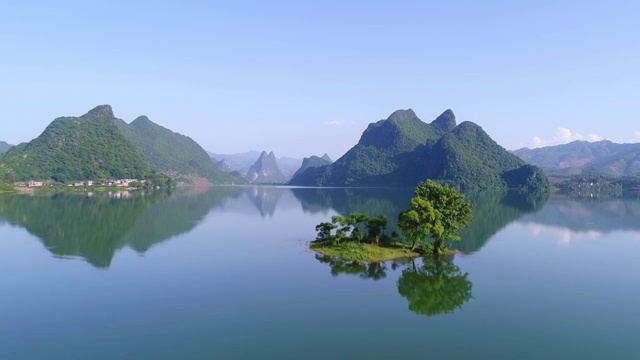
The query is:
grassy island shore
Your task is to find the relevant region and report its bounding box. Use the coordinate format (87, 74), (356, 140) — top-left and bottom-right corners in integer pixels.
(310, 240), (420, 262)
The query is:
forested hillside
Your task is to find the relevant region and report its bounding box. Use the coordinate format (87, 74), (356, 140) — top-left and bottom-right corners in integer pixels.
(290, 109), (549, 192)
(0, 105), (149, 183)
(117, 115), (246, 184)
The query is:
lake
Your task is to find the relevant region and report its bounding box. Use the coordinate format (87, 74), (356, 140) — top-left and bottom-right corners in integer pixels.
(1, 186), (639, 359)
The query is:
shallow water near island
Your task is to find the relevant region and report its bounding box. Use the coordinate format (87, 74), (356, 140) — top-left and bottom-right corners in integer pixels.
(1, 186), (639, 359)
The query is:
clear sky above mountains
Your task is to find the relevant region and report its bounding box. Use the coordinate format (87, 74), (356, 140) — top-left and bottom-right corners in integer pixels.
(1, 1), (638, 160)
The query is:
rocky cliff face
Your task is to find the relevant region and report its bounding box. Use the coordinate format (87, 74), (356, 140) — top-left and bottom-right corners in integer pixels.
(245, 151), (287, 183)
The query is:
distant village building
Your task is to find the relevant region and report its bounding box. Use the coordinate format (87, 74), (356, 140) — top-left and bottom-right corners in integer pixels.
(28, 181), (43, 187)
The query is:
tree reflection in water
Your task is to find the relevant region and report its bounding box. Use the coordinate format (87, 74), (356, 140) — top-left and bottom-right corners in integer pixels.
(397, 258), (472, 317)
(314, 254), (473, 317)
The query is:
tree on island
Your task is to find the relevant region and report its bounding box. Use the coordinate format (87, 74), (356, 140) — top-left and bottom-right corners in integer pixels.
(314, 212), (388, 246)
(398, 180), (472, 255)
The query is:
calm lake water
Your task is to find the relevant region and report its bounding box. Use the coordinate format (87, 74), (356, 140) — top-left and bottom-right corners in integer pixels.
(1, 186), (639, 359)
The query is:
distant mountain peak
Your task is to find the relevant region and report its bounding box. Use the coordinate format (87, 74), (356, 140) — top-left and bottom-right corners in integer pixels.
(387, 109), (418, 123)
(245, 150), (286, 183)
(321, 153), (332, 162)
(132, 115), (151, 124)
(432, 109), (456, 132)
(85, 105), (114, 118)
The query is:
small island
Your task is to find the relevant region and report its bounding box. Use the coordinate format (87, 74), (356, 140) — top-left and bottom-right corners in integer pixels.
(310, 180), (473, 262)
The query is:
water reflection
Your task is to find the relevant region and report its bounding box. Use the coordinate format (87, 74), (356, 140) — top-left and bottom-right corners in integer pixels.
(0, 186), (559, 268)
(314, 254), (413, 281)
(314, 254), (473, 317)
(294, 187), (549, 253)
(0, 187), (244, 268)
(520, 196), (640, 233)
(455, 190), (549, 253)
(397, 258), (473, 317)
(246, 186), (287, 217)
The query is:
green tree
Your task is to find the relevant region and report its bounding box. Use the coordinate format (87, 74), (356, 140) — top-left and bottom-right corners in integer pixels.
(350, 227), (365, 243)
(315, 222), (337, 241)
(398, 180), (472, 255)
(364, 215), (387, 245)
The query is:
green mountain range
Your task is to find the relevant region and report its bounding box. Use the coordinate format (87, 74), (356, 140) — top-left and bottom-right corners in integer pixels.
(0, 105), (245, 185)
(115, 113), (246, 185)
(0, 141), (12, 154)
(0, 106), (149, 183)
(291, 154), (332, 179)
(513, 140), (640, 177)
(245, 151), (287, 183)
(290, 109), (549, 192)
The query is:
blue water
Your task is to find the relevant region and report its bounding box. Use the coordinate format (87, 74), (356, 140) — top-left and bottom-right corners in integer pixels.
(0, 187), (638, 359)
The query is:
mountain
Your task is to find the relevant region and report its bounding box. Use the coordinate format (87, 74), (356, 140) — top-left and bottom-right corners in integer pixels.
(210, 150), (303, 180)
(116, 115), (246, 185)
(291, 154), (332, 180)
(0, 141), (12, 154)
(245, 151), (287, 183)
(277, 156), (304, 180)
(290, 109), (549, 192)
(290, 109), (448, 186)
(209, 150), (262, 175)
(424, 121), (542, 191)
(513, 140), (640, 177)
(0, 105), (150, 183)
(0, 105), (246, 185)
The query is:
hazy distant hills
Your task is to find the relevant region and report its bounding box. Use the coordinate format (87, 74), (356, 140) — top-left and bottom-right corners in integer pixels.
(210, 151), (303, 180)
(245, 151), (287, 183)
(210, 150), (262, 175)
(0, 141), (13, 154)
(290, 109), (549, 192)
(0, 105), (245, 185)
(513, 140), (640, 177)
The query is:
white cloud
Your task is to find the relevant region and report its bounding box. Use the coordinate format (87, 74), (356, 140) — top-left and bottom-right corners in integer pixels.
(527, 127), (604, 148)
(526, 223), (603, 246)
(626, 132), (640, 143)
(324, 119), (354, 127)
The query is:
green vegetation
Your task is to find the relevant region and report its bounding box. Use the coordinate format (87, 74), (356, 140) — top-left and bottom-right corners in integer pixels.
(310, 180), (473, 260)
(0, 105), (245, 187)
(310, 211), (418, 261)
(557, 175), (625, 197)
(310, 242), (418, 262)
(0, 141), (12, 154)
(290, 109), (550, 192)
(116, 115), (246, 185)
(0, 105), (149, 183)
(291, 155), (331, 179)
(398, 180), (472, 255)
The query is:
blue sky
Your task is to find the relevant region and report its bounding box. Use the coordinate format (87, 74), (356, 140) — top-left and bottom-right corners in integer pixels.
(1, 0), (638, 159)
